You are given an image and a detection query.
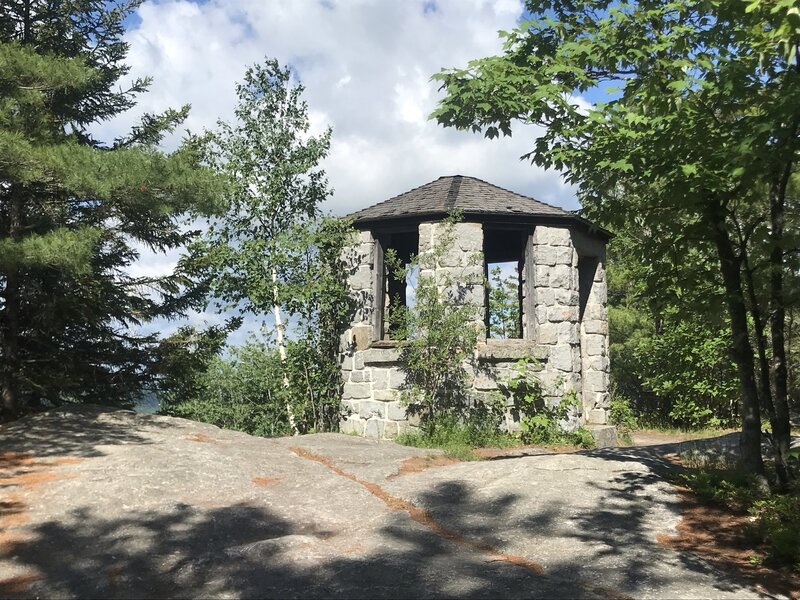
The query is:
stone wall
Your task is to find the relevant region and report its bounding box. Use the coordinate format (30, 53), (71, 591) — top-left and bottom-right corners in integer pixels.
(579, 256), (611, 425)
(340, 230), (375, 352)
(340, 347), (410, 438)
(530, 227), (582, 414)
(339, 228), (409, 437)
(339, 220), (610, 439)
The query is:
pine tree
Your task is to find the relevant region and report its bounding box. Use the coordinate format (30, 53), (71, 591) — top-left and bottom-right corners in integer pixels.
(0, 0), (221, 417)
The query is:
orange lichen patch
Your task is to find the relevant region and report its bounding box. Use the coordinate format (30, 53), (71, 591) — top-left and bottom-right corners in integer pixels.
(53, 457), (82, 466)
(0, 453), (80, 473)
(632, 429), (738, 446)
(0, 451), (36, 470)
(251, 476), (280, 487)
(0, 531), (29, 558)
(0, 493), (30, 554)
(473, 447), (519, 459)
(473, 446), (560, 458)
(0, 452), (83, 562)
(659, 489), (800, 600)
(290, 446), (547, 577)
(0, 495), (28, 528)
(187, 433), (217, 443)
(2, 470), (61, 488)
(386, 455), (459, 479)
(1, 456), (82, 481)
(0, 573), (42, 595)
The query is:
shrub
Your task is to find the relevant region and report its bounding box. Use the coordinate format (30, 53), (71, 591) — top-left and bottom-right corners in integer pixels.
(678, 468), (763, 511)
(749, 494), (800, 570)
(390, 211), (482, 425)
(632, 315), (739, 429)
(163, 336), (343, 437)
(610, 392), (638, 431)
(609, 391), (637, 444)
(497, 360), (595, 449)
(166, 341), (291, 437)
(680, 467), (800, 572)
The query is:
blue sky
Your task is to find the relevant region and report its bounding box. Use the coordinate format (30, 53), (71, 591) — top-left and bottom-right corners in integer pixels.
(101, 0), (587, 345)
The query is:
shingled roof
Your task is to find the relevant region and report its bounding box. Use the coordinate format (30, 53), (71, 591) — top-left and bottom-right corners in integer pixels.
(348, 175), (577, 224)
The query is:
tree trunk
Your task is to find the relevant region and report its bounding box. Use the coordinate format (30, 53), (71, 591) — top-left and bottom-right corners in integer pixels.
(788, 309), (796, 409)
(706, 201), (766, 481)
(272, 267), (298, 435)
(1, 271), (21, 417)
(3, 4), (30, 417)
(742, 254), (774, 423)
(769, 165), (793, 484)
(1, 187), (23, 417)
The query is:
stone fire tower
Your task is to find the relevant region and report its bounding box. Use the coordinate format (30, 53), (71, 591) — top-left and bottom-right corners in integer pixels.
(339, 175), (613, 444)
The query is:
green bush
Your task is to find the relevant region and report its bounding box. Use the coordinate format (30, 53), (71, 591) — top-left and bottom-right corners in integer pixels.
(749, 494), (800, 570)
(609, 391), (637, 444)
(624, 313), (739, 429)
(166, 341), (291, 437)
(680, 467), (800, 572)
(497, 361), (595, 449)
(679, 468), (763, 511)
(610, 392), (638, 430)
(163, 337), (343, 437)
(390, 212), (481, 425)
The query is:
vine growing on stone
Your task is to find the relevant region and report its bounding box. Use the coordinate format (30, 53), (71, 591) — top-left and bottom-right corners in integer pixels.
(497, 359), (595, 448)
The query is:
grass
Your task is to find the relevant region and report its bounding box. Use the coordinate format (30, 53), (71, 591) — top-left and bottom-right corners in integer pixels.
(618, 430), (634, 446)
(395, 415), (521, 460)
(635, 423), (737, 438)
(394, 414), (596, 459)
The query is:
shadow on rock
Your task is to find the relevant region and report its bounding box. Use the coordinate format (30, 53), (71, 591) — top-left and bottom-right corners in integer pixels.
(0, 405), (171, 459)
(4, 497), (586, 599)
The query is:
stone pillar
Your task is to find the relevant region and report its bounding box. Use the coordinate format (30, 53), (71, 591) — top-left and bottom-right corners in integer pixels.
(580, 258), (610, 424)
(530, 226), (582, 412)
(418, 221), (485, 337)
(339, 230), (375, 436)
(341, 230), (375, 351)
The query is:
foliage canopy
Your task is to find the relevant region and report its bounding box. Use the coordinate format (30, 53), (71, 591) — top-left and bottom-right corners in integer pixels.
(0, 0), (221, 417)
(432, 0), (800, 480)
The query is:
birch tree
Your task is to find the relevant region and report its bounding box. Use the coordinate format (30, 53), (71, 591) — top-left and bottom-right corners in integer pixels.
(196, 59), (331, 434)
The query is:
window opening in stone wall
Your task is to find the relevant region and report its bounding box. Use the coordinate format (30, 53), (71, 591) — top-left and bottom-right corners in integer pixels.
(487, 261), (521, 338)
(376, 230), (418, 341)
(578, 256), (599, 321)
(484, 229), (526, 339)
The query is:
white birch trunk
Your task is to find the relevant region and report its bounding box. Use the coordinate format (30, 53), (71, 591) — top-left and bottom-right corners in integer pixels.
(273, 267), (298, 435)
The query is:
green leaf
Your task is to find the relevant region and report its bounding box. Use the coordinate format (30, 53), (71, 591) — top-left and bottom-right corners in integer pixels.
(682, 164), (698, 176)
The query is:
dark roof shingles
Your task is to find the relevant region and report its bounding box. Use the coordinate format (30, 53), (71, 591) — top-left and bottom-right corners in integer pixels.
(347, 175), (571, 223)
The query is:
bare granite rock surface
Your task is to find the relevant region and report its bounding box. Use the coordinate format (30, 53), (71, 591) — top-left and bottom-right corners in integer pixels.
(0, 406), (779, 599)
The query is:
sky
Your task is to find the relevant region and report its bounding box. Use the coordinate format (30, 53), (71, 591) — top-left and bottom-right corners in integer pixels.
(96, 0), (584, 344)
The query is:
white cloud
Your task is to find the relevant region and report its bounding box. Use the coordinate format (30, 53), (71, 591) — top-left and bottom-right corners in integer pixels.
(99, 0), (581, 342)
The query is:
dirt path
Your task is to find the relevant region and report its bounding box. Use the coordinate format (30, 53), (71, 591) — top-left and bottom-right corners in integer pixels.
(0, 407), (783, 599)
